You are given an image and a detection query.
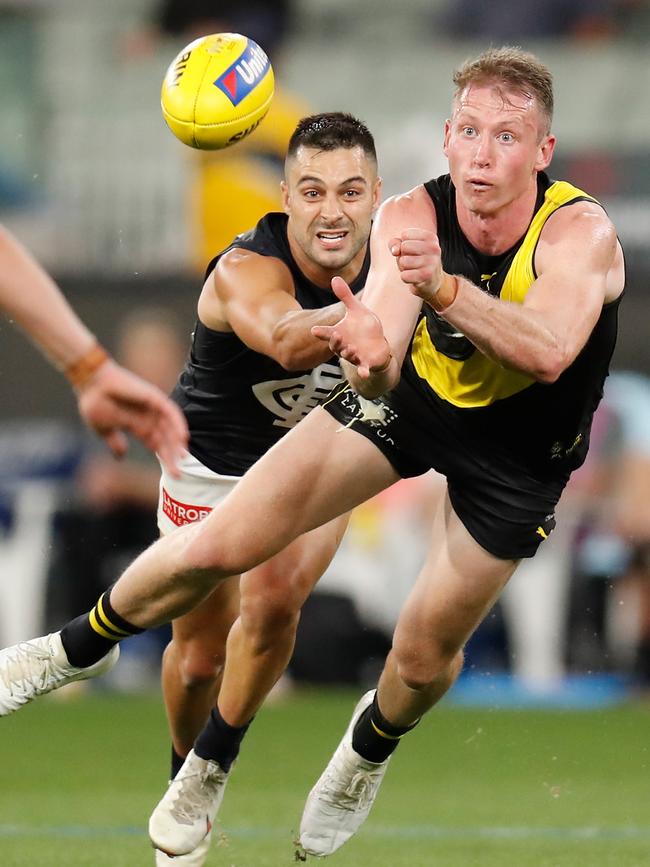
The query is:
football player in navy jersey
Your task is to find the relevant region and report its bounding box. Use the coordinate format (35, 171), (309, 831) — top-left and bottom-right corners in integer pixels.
(0, 112), (380, 867)
(150, 110), (379, 866)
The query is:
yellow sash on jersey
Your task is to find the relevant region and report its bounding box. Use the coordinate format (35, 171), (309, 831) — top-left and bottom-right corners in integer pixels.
(411, 181), (596, 409)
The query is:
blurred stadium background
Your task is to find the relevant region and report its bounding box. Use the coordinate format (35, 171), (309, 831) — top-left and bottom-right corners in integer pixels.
(1, 2), (650, 864)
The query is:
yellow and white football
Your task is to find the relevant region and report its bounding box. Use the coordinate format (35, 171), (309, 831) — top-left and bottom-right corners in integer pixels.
(161, 32), (274, 150)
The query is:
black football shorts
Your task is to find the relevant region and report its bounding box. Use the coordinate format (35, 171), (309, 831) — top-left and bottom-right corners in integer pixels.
(323, 380), (567, 560)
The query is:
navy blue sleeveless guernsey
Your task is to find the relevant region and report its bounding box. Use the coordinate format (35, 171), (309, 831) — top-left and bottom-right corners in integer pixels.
(173, 212), (370, 476)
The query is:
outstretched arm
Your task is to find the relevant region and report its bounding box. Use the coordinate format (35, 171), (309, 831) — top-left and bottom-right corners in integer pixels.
(0, 225), (188, 474)
(199, 248), (354, 372)
(0, 225), (99, 370)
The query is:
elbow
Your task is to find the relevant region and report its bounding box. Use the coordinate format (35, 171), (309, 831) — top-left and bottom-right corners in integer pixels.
(271, 331), (300, 371)
(270, 324), (309, 372)
(535, 368), (561, 385)
(275, 346), (307, 372)
(531, 346), (571, 384)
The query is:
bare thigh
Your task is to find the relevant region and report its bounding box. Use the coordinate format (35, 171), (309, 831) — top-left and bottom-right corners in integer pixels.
(189, 408), (401, 575)
(393, 490), (520, 666)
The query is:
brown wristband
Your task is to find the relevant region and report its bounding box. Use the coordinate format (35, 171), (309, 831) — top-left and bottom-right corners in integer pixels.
(64, 343), (110, 389)
(429, 273), (459, 314)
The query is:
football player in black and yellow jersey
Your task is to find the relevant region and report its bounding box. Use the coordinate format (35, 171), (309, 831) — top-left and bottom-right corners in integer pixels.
(0, 48), (623, 862)
(298, 46), (623, 856)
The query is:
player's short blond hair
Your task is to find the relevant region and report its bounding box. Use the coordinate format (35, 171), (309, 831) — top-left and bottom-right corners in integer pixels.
(452, 46), (554, 135)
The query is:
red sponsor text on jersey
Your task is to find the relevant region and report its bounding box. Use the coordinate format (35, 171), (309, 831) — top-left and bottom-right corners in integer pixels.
(162, 488), (212, 526)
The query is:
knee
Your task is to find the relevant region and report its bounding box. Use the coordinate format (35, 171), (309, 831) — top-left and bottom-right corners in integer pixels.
(166, 639), (225, 690)
(239, 582), (303, 646)
(393, 634), (464, 692)
(180, 521), (253, 580)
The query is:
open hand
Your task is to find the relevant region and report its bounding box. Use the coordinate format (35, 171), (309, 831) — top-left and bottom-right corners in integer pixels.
(76, 359), (188, 477)
(311, 276), (391, 379)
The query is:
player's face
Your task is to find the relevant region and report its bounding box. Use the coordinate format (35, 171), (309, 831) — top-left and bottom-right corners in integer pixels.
(282, 145), (380, 278)
(444, 84), (555, 217)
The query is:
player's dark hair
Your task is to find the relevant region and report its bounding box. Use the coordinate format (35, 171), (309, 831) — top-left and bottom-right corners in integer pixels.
(287, 112), (377, 162)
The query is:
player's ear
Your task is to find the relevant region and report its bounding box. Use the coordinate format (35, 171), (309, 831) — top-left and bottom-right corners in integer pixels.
(443, 119), (451, 156)
(536, 133), (556, 171)
(372, 176), (383, 211)
(280, 181), (290, 214)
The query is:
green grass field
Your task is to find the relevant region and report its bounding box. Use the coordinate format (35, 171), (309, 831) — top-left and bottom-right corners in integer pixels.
(1, 687), (649, 866)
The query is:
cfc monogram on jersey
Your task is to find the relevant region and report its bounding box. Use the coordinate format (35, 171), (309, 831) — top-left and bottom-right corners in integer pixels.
(252, 363), (342, 430)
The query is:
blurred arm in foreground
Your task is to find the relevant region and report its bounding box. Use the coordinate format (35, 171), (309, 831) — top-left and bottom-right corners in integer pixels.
(0, 225), (188, 475)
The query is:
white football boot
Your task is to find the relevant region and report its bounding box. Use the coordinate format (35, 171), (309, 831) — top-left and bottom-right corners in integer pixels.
(299, 690), (391, 856)
(0, 632), (119, 716)
(154, 830), (212, 866)
(149, 749), (230, 857)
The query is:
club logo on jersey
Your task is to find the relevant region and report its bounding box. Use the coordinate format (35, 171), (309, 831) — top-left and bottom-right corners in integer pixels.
(480, 271), (497, 293)
(214, 41), (270, 106)
(535, 512), (556, 541)
(550, 433), (584, 461)
(252, 363), (342, 429)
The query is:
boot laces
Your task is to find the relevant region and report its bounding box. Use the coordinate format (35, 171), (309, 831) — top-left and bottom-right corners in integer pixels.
(322, 760), (383, 813)
(0, 641), (59, 698)
(170, 764), (225, 825)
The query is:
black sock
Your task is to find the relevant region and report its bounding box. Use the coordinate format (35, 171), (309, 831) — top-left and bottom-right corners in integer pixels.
(171, 745), (186, 780)
(59, 589), (144, 668)
(352, 692), (420, 763)
(194, 706), (253, 773)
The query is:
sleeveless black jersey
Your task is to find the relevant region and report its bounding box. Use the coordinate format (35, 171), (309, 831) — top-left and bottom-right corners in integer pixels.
(397, 172), (622, 477)
(173, 212), (370, 476)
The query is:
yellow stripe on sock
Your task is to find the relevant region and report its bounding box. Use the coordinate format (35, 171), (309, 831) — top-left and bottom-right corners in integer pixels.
(89, 609), (120, 640)
(97, 595), (131, 637)
(370, 720), (402, 740)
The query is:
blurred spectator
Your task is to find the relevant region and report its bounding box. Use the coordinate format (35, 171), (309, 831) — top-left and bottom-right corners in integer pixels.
(122, 0), (309, 270)
(156, 0), (291, 57)
(500, 493), (581, 687)
(502, 370), (650, 690)
(123, 0), (292, 62)
(318, 474), (444, 639)
(0, 420), (84, 647)
(74, 308), (186, 516)
(441, 0), (635, 42)
(567, 370), (650, 686)
(46, 307), (186, 630)
(298, 474), (443, 686)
